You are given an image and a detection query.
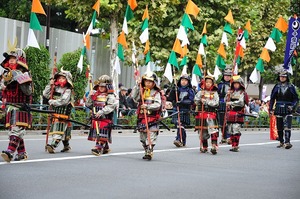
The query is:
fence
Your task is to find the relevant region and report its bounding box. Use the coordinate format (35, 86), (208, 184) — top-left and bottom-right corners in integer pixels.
(0, 105), (299, 130)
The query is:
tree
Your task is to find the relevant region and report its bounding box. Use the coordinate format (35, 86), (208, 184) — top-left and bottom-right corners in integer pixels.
(49, 0), (291, 83)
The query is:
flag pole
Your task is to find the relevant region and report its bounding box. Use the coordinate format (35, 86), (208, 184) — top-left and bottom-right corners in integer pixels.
(132, 42), (153, 150)
(45, 37), (58, 151)
(171, 65), (183, 145)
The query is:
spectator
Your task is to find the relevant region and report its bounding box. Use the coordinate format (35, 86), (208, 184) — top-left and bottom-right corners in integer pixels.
(119, 86), (130, 116)
(249, 98), (260, 114)
(126, 88), (137, 115)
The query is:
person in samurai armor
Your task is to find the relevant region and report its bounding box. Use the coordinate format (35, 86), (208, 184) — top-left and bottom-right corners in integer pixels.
(85, 75), (118, 156)
(168, 74), (194, 147)
(225, 75), (247, 152)
(43, 68), (74, 154)
(132, 71), (162, 160)
(217, 66), (232, 144)
(0, 44), (33, 162)
(269, 70), (299, 149)
(194, 75), (219, 155)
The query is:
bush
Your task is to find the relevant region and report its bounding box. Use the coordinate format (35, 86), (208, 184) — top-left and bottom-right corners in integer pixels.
(57, 48), (89, 103)
(24, 46), (51, 103)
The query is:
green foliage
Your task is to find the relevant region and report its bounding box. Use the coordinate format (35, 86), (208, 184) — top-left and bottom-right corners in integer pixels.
(0, 0), (31, 22)
(24, 46), (51, 103)
(56, 48), (89, 102)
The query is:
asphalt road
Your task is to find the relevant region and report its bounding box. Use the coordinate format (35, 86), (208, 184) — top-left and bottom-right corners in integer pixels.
(0, 129), (299, 199)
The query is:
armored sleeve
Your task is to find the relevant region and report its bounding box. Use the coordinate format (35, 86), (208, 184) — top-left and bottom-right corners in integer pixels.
(146, 91), (161, 111)
(194, 90), (202, 105)
(85, 90), (96, 108)
(206, 91), (219, 107)
(50, 88), (72, 107)
(131, 85), (140, 103)
(42, 84), (52, 99)
(229, 92), (245, 108)
(101, 94), (118, 115)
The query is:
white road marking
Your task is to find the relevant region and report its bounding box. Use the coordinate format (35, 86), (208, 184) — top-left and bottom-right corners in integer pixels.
(0, 140), (299, 165)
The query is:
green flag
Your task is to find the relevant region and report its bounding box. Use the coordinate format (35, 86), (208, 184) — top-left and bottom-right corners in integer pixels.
(30, 12), (43, 31)
(255, 58), (264, 72)
(244, 29), (249, 40)
(216, 55), (226, 69)
(145, 51), (151, 64)
(270, 28), (282, 43)
(224, 22), (233, 35)
(141, 19), (149, 31)
(201, 35), (208, 46)
(168, 50), (179, 68)
(117, 44), (125, 61)
(180, 56), (188, 67)
(125, 5), (134, 21)
(181, 13), (194, 30)
(193, 64), (203, 77)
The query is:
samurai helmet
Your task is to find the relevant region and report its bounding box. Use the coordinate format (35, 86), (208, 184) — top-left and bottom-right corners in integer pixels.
(94, 74), (114, 93)
(203, 71), (218, 91)
(54, 67), (73, 88)
(142, 71), (160, 90)
(223, 65), (233, 76)
(277, 69), (290, 82)
(1, 38), (28, 70)
(177, 74), (192, 88)
(231, 75), (245, 90)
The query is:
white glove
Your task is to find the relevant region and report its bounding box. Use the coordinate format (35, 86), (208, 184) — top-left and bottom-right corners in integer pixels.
(48, 99), (55, 106)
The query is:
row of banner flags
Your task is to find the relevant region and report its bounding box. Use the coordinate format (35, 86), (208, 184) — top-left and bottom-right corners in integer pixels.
(27, 0), (46, 49)
(25, 0), (300, 86)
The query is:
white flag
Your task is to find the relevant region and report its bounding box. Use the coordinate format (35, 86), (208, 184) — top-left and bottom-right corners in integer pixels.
(181, 65), (188, 76)
(240, 37), (246, 49)
(221, 32), (228, 46)
(191, 73), (198, 88)
(27, 29), (40, 49)
(114, 56), (121, 75)
(146, 62), (151, 73)
(139, 28), (149, 44)
(234, 63), (239, 75)
(163, 63), (173, 83)
(213, 66), (222, 80)
(249, 68), (259, 83)
(86, 21), (93, 35)
(122, 18), (128, 35)
(77, 54), (84, 73)
(264, 37), (276, 52)
(177, 25), (190, 46)
(198, 43), (206, 56)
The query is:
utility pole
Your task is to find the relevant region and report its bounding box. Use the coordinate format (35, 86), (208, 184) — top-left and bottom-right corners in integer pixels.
(45, 1), (51, 51)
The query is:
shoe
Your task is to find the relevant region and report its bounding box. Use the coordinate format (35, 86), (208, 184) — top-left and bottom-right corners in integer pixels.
(226, 139), (232, 145)
(276, 143), (285, 148)
(91, 148), (101, 156)
(1, 151), (13, 162)
(173, 140), (183, 147)
(220, 139), (227, 144)
(142, 152), (153, 160)
(46, 144), (55, 153)
(14, 152), (28, 161)
(200, 148), (208, 153)
(102, 149), (111, 154)
(60, 146), (71, 153)
(285, 143), (293, 149)
(210, 147), (217, 155)
(229, 147), (239, 152)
